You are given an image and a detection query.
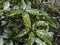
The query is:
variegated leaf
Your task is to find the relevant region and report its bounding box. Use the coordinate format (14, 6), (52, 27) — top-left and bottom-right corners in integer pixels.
(35, 38), (47, 45)
(24, 32), (35, 45)
(36, 30), (53, 45)
(7, 9), (22, 16)
(22, 12), (31, 28)
(16, 28), (30, 37)
(36, 21), (48, 26)
(26, 9), (42, 16)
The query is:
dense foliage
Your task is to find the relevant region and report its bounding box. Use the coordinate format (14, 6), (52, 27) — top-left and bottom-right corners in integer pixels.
(0, 0), (58, 45)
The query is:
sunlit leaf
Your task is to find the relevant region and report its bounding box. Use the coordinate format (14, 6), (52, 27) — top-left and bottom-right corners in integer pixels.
(36, 21), (48, 26)
(0, 0), (57, 45)
(7, 9), (23, 16)
(22, 12), (31, 28)
(26, 9), (42, 16)
(36, 30), (53, 45)
(24, 32), (35, 45)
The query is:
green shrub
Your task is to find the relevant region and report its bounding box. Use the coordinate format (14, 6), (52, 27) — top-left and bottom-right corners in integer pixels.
(0, 0), (57, 45)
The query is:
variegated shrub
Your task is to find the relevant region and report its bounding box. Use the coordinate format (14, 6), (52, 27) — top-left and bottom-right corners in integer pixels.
(0, 0), (57, 45)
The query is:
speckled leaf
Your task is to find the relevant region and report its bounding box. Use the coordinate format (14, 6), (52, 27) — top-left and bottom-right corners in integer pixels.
(22, 12), (31, 28)
(35, 38), (47, 45)
(36, 30), (53, 45)
(36, 21), (48, 26)
(16, 28), (30, 37)
(24, 32), (35, 45)
(7, 9), (23, 16)
(26, 9), (42, 16)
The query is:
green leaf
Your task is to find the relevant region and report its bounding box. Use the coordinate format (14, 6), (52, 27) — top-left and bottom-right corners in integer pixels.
(37, 0), (44, 4)
(22, 12), (31, 28)
(32, 23), (36, 30)
(36, 21), (48, 26)
(35, 38), (47, 45)
(6, 40), (13, 45)
(26, 0), (31, 10)
(36, 30), (53, 45)
(20, 0), (26, 10)
(47, 20), (57, 29)
(41, 12), (51, 19)
(50, 22), (57, 29)
(6, 9), (23, 16)
(26, 9), (42, 16)
(49, 32), (54, 40)
(0, 10), (3, 15)
(0, 37), (4, 45)
(24, 32), (35, 45)
(3, 1), (10, 10)
(16, 28), (30, 37)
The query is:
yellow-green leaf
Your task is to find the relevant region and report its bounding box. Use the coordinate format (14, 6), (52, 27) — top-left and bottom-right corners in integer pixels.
(7, 9), (23, 16)
(36, 21), (48, 26)
(22, 12), (31, 28)
(36, 30), (53, 45)
(24, 32), (35, 45)
(26, 9), (42, 16)
(16, 28), (30, 37)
